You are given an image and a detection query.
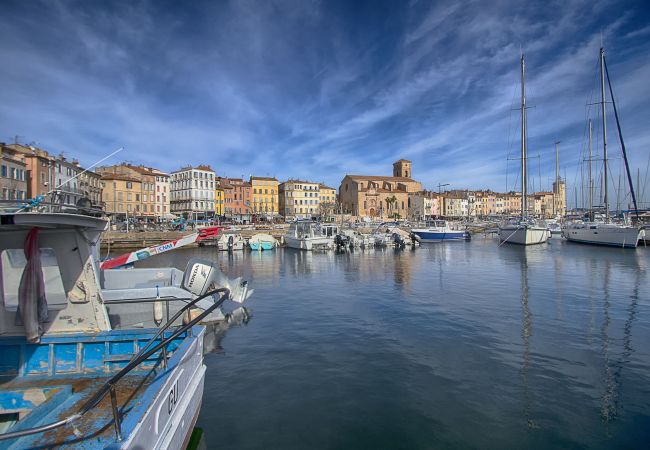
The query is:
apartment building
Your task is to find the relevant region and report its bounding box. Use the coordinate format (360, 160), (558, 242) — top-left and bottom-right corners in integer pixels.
(100, 173), (142, 217)
(279, 179), (321, 220)
(408, 191), (442, 220)
(151, 169), (171, 218)
(170, 165), (215, 219)
(250, 176), (279, 216)
(0, 145), (28, 201)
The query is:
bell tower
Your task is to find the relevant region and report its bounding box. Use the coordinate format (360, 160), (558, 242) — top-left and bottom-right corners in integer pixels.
(393, 159), (412, 178)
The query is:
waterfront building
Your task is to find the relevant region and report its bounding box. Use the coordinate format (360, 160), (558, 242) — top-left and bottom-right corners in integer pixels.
(442, 194), (469, 218)
(77, 168), (102, 207)
(279, 179), (321, 220)
(408, 191), (443, 220)
(216, 177), (251, 222)
(0, 144), (28, 201)
(100, 173), (142, 217)
(53, 155), (84, 207)
(339, 159), (423, 219)
(151, 169), (171, 219)
(3, 143), (55, 200)
(215, 184), (225, 216)
(318, 184), (338, 217)
(170, 165), (215, 220)
(250, 176), (279, 217)
(97, 164), (157, 218)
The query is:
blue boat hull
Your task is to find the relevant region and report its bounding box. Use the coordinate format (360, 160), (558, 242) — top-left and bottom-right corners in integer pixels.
(249, 242), (275, 251)
(413, 230), (471, 242)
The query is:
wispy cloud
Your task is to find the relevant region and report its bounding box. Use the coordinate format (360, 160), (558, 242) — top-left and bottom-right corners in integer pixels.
(1, 0), (649, 204)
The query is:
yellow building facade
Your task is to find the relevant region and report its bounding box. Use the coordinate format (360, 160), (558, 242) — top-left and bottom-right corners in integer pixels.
(250, 176), (279, 216)
(215, 186), (225, 216)
(100, 174), (143, 216)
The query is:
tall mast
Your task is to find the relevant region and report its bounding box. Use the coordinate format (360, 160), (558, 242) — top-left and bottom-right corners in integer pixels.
(554, 141), (560, 216)
(600, 47), (609, 221)
(521, 54), (528, 219)
(587, 119), (594, 220)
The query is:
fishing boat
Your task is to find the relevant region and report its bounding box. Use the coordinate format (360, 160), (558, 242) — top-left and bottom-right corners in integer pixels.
(562, 48), (643, 248)
(0, 211), (245, 448)
(498, 54), (550, 246)
(248, 233), (277, 251)
(411, 220), (471, 242)
(283, 221), (333, 250)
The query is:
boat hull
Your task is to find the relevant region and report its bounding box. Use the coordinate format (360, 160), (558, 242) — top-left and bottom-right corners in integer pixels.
(563, 225), (641, 248)
(498, 225), (549, 245)
(249, 241), (275, 251)
(412, 230), (471, 242)
(284, 236), (332, 250)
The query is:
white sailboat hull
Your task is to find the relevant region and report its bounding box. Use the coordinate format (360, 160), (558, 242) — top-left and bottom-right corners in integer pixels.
(498, 225), (549, 245)
(563, 224), (641, 248)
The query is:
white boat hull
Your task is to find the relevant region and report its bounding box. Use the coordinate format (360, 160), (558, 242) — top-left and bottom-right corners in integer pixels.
(563, 224), (642, 248)
(284, 236), (332, 250)
(124, 327), (206, 450)
(498, 225), (549, 245)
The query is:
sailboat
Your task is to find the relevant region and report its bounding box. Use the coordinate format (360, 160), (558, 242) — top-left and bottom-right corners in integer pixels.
(563, 48), (643, 248)
(499, 54), (550, 245)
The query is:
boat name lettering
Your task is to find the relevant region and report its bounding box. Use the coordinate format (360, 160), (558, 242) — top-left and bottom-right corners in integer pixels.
(156, 242), (174, 252)
(167, 379), (179, 415)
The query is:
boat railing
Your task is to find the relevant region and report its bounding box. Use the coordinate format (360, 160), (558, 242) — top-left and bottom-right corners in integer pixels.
(0, 198), (104, 216)
(0, 286), (231, 444)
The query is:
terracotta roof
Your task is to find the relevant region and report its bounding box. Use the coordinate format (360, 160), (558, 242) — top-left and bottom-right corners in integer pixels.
(319, 184), (336, 190)
(345, 175), (416, 182)
(100, 174), (141, 182)
(251, 176), (278, 181)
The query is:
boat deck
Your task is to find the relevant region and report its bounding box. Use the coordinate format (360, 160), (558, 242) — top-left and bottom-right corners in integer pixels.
(0, 369), (159, 449)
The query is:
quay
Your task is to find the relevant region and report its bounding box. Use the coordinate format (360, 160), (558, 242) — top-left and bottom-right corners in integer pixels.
(101, 226), (290, 249)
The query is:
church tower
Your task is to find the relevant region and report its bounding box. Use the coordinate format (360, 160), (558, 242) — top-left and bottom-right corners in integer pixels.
(393, 159), (412, 178)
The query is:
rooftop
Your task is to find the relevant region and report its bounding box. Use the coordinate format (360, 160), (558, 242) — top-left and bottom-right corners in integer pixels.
(345, 175), (416, 183)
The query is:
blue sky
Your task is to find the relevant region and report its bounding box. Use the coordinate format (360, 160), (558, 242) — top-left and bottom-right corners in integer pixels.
(1, 0), (649, 205)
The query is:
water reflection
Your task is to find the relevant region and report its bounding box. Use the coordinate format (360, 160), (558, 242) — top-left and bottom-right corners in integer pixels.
(519, 252), (536, 429)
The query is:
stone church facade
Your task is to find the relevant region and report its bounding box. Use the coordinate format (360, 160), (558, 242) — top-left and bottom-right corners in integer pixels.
(339, 159), (423, 219)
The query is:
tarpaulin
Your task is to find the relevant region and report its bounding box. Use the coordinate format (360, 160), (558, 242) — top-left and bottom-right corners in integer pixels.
(15, 228), (48, 343)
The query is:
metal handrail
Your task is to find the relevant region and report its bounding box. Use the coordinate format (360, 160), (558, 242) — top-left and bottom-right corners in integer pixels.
(0, 286), (231, 443)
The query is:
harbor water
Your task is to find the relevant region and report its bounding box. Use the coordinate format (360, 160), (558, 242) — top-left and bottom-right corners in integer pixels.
(134, 237), (650, 449)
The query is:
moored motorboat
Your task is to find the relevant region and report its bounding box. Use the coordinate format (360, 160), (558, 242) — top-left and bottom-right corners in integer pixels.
(217, 233), (245, 251)
(412, 220), (470, 242)
(284, 221), (333, 250)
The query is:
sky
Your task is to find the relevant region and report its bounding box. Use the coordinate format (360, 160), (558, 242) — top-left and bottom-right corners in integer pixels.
(1, 0), (649, 206)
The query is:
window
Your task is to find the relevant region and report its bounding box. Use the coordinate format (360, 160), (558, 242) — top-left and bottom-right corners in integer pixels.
(127, 193), (132, 201)
(126, 182), (132, 189)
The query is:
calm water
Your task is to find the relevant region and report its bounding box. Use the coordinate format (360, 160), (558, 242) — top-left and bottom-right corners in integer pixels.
(135, 237), (650, 449)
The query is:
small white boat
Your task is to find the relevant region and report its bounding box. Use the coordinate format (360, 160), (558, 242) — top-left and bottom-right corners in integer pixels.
(217, 233), (245, 251)
(249, 233), (277, 251)
(284, 221), (333, 250)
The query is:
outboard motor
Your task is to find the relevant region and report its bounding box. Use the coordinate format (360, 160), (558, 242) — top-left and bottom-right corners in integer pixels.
(334, 233), (350, 251)
(182, 258), (253, 304)
(392, 232), (406, 249)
